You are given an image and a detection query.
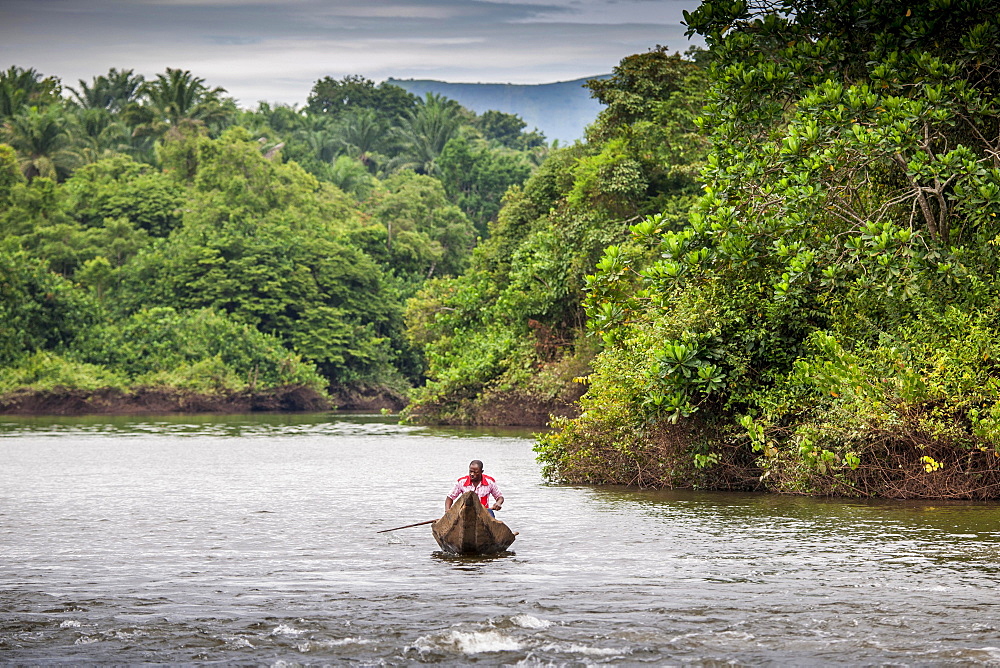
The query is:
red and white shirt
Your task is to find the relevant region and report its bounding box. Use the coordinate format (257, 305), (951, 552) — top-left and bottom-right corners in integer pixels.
(447, 474), (503, 507)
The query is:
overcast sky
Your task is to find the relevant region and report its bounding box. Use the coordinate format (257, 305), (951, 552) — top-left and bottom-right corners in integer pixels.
(0, 0), (704, 108)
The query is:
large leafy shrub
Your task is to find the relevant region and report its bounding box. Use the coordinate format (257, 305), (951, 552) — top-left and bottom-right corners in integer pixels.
(538, 0), (1000, 498)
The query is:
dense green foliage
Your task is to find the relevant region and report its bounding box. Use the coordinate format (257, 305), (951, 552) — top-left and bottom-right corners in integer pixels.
(0, 66), (544, 401)
(10, 7), (995, 498)
(246, 77), (541, 232)
(0, 250), (99, 365)
(403, 48), (709, 423)
(536, 0), (1000, 498)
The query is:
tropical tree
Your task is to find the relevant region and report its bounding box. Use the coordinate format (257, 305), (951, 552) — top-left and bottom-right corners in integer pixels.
(0, 249), (99, 364)
(326, 155), (378, 200)
(132, 68), (235, 138)
(436, 135), (533, 234)
(64, 154), (184, 236)
(307, 75), (417, 123)
(68, 68), (144, 113)
(291, 113), (341, 165)
(0, 143), (24, 205)
(245, 102), (306, 135)
(475, 110), (546, 150)
(113, 128), (401, 385)
(392, 93), (471, 175)
(235, 102), (306, 153)
(65, 70), (155, 164)
(537, 0), (1000, 498)
(1, 105), (81, 180)
(69, 106), (139, 164)
(403, 50), (709, 424)
(0, 66), (61, 120)
(337, 108), (394, 171)
(358, 171), (476, 280)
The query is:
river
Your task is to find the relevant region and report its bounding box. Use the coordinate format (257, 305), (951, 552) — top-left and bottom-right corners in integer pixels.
(2, 413), (999, 665)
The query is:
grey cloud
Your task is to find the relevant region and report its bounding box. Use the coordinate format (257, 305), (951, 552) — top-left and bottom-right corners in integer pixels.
(0, 0), (702, 106)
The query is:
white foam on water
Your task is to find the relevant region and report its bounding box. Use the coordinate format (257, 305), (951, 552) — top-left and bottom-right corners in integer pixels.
(453, 630), (522, 654)
(510, 614), (552, 629)
(110, 628), (148, 640)
(541, 642), (629, 657)
(416, 629), (522, 654)
(74, 635), (98, 645)
(574, 644), (628, 657)
(295, 637), (373, 652)
(271, 624), (306, 636)
(513, 657), (558, 667)
(59, 620), (81, 628)
(326, 637), (373, 646)
(224, 636), (254, 649)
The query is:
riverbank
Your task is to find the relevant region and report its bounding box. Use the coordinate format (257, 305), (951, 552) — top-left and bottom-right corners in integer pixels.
(0, 383), (407, 416)
(403, 385), (586, 427)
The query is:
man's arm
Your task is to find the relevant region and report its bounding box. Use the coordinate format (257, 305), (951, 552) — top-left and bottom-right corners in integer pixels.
(490, 481), (504, 510)
(444, 481), (463, 512)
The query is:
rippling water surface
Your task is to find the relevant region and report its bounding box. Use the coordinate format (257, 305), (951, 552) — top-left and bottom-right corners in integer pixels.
(2, 413), (1000, 665)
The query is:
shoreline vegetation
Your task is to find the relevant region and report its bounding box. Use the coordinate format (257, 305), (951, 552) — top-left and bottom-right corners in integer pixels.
(529, 0), (1000, 501)
(5, 0), (1000, 500)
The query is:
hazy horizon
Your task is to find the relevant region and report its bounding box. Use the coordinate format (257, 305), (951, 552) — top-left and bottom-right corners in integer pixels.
(0, 0), (704, 108)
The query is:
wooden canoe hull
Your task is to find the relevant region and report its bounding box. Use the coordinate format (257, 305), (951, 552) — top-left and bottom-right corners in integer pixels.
(432, 491), (516, 555)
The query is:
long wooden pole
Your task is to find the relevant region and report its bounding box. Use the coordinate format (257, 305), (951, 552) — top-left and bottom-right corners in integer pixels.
(376, 519), (437, 533)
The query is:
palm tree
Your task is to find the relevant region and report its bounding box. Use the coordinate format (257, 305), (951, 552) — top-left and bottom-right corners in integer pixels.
(0, 66), (62, 120)
(289, 115), (335, 163)
(70, 106), (136, 163)
(327, 155), (378, 200)
(337, 108), (395, 172)
(65, 69), (158, 164)
(68, 68), (144, 113)
(392, 93), (469, 175)
(1, 105), (82, 180)
(134, 68), (234, 138)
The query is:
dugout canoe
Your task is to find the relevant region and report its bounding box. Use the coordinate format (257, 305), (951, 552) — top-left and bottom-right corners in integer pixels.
(432, 491), (516, 555)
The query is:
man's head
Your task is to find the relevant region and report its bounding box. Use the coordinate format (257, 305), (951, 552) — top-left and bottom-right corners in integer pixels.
(469, 460), (484, 482)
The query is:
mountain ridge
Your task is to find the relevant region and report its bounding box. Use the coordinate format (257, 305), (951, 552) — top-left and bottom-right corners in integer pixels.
(386, 75), (610, 145)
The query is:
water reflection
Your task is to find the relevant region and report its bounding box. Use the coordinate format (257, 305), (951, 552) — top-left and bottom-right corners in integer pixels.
(0, 411), (541, 440)
(585, 484), (1000, 539)
(0, 411), (404, 438)
(431, 551), (518, 571)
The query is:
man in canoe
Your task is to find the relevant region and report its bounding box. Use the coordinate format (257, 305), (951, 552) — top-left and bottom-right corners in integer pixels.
(445, 460), (504, 517)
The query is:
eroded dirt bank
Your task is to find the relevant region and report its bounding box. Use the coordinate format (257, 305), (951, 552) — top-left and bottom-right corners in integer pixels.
(0, 383), (407, 416)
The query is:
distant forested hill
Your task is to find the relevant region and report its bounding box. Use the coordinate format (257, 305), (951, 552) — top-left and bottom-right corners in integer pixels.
(386, 76), (609, 144)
